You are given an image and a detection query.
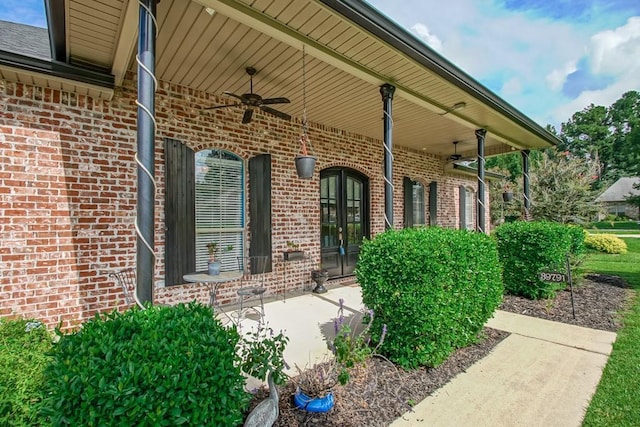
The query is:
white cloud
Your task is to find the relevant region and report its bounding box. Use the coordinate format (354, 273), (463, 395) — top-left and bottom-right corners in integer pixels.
(551, 16), (640, 123)
(501, 77), (522, 96)
(546, 60), (578, 92)
(410, 23), (443, 52)
(590, 16), (640, 76)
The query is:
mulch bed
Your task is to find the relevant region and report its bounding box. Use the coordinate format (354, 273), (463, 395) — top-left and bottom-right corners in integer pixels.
(246, 274), (634, 426)
(499, 274), (634, 332)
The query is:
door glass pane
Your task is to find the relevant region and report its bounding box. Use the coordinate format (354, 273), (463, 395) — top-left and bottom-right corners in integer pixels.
(321, 175), (338, 248)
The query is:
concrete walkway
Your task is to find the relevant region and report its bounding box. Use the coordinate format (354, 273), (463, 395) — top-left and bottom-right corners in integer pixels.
(236, 284), (616, 426)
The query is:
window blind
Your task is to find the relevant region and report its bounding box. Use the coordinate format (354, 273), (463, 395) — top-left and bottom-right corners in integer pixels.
(195, 150), (244, 272)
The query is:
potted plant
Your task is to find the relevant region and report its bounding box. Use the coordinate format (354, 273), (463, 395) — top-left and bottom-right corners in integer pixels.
(206, 242), (221, 276)
(283, 241), (304, 261)
(502, 183), (514, 202)
(295, 134), (316, 179)
(311, 268), (329, 293)
(292, 299), (387, 413)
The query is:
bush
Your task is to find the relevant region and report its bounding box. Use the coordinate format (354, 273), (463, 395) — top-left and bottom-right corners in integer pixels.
(356, 227), (503, 370)
(493, 221), (576, 299)
(0, 319), (52, 426)
(584, 233), (628, 254)
(40, 303), (249, 426)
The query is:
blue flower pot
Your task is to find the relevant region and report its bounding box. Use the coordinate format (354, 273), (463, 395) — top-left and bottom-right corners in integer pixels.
(293, 388), (334, 413)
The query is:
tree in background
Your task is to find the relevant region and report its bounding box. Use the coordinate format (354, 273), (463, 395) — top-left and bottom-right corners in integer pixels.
(558, 91), (640, 187)
(530, 150), (603, 223)
(608, 91), (640, 177)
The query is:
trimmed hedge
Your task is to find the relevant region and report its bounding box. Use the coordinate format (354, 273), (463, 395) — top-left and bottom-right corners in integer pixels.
(493, 221), (578, 299)
(40, 302), (249, 426)
(585, 233), (628, 254)
(0, 319), (52, 426)
(356, 227), (503, 370)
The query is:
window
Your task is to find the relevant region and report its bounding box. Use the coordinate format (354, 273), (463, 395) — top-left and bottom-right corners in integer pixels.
(459, 185), (475, 230)
(464, 188), (474, 230)
(195, 149), (244, 272)
(412, 181), (425, 226)
(403, 177), (427, 227)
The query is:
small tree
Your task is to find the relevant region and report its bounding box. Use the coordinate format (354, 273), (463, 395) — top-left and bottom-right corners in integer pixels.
(530, 150), (603, 223)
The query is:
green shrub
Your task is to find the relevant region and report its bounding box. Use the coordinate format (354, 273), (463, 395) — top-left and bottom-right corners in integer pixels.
(40, 303), (249, 426)
(0, 319), (52, 426)
(493, 221), (576, 299)
(356, 227), (503, 370)
(584, 233), (628, 254)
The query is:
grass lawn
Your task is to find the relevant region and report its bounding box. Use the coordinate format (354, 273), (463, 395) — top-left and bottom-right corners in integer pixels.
(589, 221), (640, 231)
(583, 238), (640, 426)
(586, 230), (640, 235)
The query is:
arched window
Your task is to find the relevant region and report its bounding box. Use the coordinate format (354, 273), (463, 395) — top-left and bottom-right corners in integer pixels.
(194, 149), (244, 272)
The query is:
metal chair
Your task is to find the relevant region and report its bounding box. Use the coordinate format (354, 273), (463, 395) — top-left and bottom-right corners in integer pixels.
(236, 256), (268, 322)
(109, 267), (136, 306)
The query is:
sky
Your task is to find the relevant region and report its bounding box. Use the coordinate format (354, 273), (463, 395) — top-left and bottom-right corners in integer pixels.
(1, 0), (638, 129)
(367, 0), (640, 129)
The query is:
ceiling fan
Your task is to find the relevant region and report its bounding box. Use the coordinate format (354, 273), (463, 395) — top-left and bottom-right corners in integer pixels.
(449, 140), (463, 161)
(204, 67), (291, 124)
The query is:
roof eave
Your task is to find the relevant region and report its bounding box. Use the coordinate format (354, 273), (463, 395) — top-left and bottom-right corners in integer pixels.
(317, 0), (560, 148)
(0, 49), (114, 89)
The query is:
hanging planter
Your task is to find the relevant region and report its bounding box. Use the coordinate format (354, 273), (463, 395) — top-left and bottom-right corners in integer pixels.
(294, 46), (317, 180)
(502, 192), (513, 202)
(295, 134), (316, 179)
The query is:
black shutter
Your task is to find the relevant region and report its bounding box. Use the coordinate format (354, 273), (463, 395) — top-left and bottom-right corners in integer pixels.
(164, 139), (195, 286)
(249, 154), (272, 273)
(403, 177), (413, 228)
(459, 185), (466, 230)
(429, 181), (438, 226)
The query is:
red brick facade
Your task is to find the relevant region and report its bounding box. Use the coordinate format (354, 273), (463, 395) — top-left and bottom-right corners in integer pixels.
(0, 77), (488, 328)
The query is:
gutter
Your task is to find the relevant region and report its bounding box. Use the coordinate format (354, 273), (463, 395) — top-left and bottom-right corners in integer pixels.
(0, 50), (114, 88)
(317, 0), (560, 147)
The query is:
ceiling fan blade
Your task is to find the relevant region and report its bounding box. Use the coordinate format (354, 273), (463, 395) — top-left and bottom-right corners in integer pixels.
(223, 91), (245, 101)
(242, 109), (254, 124)
(202, 103), (242, 110)
(260, 97), (290, 105)
(260, 105), (291, 121)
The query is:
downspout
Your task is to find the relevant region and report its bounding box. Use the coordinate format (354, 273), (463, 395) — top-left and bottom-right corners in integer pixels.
(522, 150), (531, 218)
(475, 129), (487, 233)
(380, 84), (395, 230)
(136, 0), (157, 306)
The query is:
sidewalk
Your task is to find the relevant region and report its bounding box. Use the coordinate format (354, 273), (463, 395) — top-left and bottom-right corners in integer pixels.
(242, 284), (616, 426)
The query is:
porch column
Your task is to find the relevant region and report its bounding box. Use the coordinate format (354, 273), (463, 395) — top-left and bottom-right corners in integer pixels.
(475, 129), (487, 233)
(522, 149), (531, 218)
(380, 84), (396, 230)
(136, 0), (157, 305)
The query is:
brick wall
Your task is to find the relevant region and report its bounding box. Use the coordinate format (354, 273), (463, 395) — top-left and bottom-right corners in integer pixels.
(0, 77), (486, 327)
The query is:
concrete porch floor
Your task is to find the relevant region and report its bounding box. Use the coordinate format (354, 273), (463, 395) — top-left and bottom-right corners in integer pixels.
(229, 283), (616, 427)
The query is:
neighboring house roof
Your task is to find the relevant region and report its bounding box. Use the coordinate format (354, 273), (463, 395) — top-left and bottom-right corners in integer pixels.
(596, 177), (640, 202)
(0, 20), (50, 61)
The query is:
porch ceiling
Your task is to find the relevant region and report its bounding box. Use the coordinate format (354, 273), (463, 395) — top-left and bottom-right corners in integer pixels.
(60, 0), (557, 160)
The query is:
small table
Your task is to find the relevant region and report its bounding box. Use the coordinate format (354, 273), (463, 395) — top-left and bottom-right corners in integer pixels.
(183, 271), (242, 309)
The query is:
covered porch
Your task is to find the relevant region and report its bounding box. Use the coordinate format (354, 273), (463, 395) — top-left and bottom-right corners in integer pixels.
(0, 0), (557, 325)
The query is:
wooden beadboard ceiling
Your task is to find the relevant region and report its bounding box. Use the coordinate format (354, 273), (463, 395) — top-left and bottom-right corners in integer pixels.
(61, 0), (556, 160)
